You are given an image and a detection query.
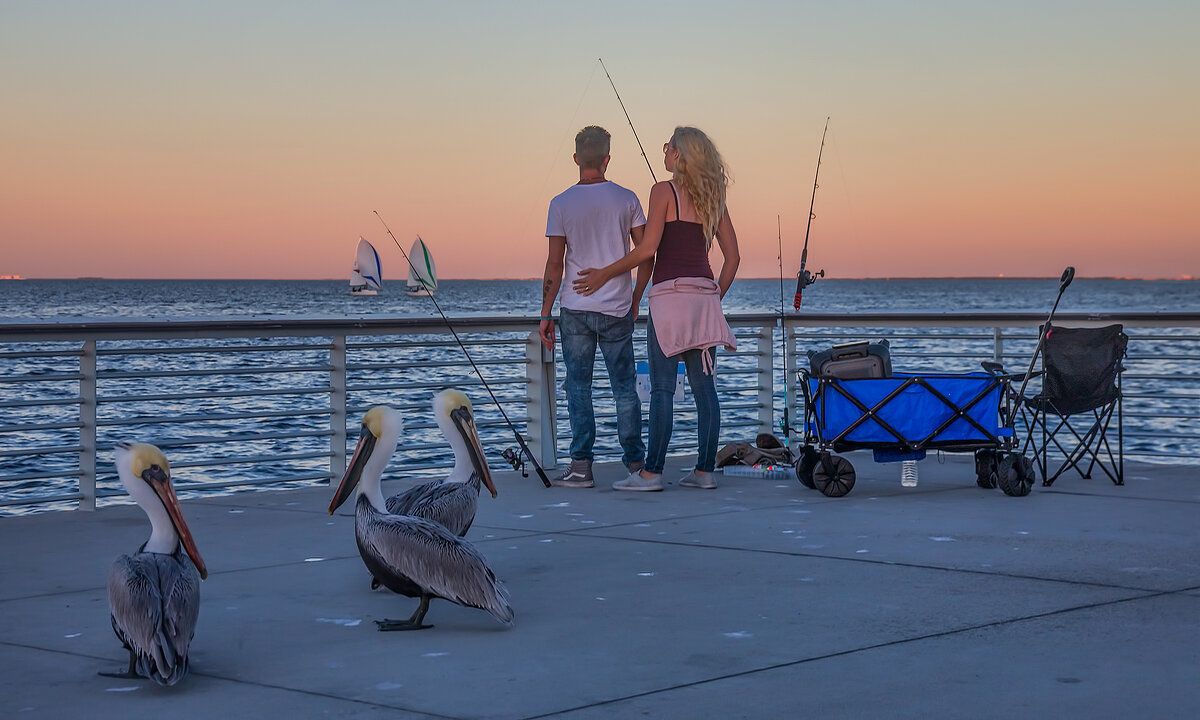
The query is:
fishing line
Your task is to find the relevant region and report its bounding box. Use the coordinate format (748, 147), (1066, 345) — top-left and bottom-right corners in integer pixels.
(598, 58), (657, 183)
(373, 210), (552, 487)
(827, 127), (862, 267)
(534, 61), (600, 209)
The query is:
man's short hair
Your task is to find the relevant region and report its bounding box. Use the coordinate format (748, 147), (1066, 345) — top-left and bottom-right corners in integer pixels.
(575, 126), (611, 170)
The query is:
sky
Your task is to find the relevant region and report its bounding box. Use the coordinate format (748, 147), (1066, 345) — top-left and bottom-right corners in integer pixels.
(1, 1), (1197, 280)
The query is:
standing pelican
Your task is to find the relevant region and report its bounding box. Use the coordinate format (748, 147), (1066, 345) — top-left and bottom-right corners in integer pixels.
(105, 442), (207, 685)
(370, 390), (496, 590)
(386, 389), (497, 533)
(329, 405), (513, 630)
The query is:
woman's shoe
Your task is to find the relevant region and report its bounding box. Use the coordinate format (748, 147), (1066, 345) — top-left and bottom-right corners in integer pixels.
(612, 470), (664, 492)
(679, 470), (717, 489)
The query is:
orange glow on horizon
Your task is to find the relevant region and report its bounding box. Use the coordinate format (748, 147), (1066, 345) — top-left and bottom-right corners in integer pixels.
(1, 4), (1196, 281)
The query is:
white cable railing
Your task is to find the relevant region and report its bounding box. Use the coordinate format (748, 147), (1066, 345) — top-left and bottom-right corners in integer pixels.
(2, 311), (1197, 513)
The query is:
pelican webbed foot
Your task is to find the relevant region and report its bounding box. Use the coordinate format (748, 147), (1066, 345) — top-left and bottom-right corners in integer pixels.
(375, 618), (433, 631)
(99, 651), (142, 679)
(375, 594), (433, 631)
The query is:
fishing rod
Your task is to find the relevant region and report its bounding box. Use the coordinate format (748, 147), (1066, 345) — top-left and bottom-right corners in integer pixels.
(777, 215), (794, 451)
(793, 117), (829, 310)
(373, 210), (551, 488)
(598, 58), (657, 183)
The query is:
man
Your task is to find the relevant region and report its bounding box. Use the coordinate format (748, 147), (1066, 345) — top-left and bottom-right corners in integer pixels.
(539, 125), (650, 488)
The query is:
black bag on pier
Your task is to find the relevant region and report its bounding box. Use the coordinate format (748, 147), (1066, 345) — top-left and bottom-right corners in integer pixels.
(807, 339), (892, 379)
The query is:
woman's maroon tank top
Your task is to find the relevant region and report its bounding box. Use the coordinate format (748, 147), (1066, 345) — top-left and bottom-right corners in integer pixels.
(652, 181), (713, 285)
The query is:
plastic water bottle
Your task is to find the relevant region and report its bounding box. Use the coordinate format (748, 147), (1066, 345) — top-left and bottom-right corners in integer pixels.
(901, 459), (919, 487)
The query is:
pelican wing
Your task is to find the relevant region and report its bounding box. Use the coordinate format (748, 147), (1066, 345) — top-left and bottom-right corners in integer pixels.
(387, 479), (479, 536)
(359, 504), (512, 625)
(384, 479), (440, 516)
(107, 549), (200, 685)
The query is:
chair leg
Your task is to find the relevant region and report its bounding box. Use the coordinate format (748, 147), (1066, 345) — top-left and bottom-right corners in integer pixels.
(1034, 401), (1123, 487)
(1108, 381), (1118, 484)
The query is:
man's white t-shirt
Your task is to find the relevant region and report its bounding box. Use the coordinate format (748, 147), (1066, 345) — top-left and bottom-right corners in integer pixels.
(546, 181), (647, 318)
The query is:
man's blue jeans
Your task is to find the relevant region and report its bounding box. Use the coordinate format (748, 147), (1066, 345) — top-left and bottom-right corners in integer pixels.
(645, 313), (720, 474)
(559, 308), (645, 467)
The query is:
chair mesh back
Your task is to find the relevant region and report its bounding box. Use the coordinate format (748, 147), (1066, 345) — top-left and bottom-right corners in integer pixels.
(1040, 324), (1127, 415)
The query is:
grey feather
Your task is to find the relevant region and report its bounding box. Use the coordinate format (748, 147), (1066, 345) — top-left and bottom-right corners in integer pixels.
(107, 547), (201, 685)
(385, 473), (482, 536)
(358, 497), (512, 625)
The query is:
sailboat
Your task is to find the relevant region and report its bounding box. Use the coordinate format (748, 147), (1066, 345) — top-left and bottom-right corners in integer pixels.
(350, 236), (383, 296)
(406, 236), (437, 297)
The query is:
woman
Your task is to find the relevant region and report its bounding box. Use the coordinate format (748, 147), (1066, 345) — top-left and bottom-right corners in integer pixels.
(574, 126), (740, 491)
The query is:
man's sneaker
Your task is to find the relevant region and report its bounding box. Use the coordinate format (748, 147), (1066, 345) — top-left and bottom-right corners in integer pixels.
(626, 459), (645, 475)
(679, 470), (717, 490)
(613, 470), (664, 492)
(550, 459), (594, 488)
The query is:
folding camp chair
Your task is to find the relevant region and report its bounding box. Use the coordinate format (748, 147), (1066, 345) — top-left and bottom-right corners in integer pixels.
(1020, 323), (1128, 486)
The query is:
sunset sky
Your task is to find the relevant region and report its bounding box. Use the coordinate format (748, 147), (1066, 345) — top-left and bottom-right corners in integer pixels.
(2, 1), (1197, 280)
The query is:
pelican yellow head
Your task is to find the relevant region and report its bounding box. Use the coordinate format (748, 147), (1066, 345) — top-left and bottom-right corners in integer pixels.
(115, 441), (207, 580)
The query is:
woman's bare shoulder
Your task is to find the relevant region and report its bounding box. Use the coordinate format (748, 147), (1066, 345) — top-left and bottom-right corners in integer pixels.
(649, 180), (674, 197)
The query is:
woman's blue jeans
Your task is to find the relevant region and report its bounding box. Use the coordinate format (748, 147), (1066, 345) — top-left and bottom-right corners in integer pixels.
(644, 313), (719, 474)
(559, 308), (645, 467)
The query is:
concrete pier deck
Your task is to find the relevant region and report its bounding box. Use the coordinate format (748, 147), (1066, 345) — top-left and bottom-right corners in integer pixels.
(2, 454), (1198, 719)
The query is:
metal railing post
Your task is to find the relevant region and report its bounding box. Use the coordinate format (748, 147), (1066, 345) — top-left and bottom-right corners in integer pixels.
(993, 327), (1003, 364)
(330, 335), (347, 482)
(525, 331), (558, 469)
(79, 340), (97, 511)
(756, 325), (774, 434)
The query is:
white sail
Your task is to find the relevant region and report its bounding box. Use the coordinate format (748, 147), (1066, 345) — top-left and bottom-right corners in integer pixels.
(350, 237), (382, 295)
(406, 236), (437, 296)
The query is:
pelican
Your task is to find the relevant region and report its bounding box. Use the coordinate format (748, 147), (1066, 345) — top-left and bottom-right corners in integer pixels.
(369, 390), (497, 590)
(329, 405), (513, 631)
(385, 389), (497, 533)
(104, 442), (207, 685)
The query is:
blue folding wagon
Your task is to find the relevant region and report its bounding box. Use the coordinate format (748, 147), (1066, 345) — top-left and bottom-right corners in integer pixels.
(796, 341), (1032, 497)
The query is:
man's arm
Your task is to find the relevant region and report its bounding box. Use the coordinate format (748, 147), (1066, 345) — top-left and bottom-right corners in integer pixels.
(629, 224), (653, 320)
(540, 236), (567, 351)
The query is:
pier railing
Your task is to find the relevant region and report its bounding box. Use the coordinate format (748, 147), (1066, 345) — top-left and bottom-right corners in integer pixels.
(2, 312), (1197, 513)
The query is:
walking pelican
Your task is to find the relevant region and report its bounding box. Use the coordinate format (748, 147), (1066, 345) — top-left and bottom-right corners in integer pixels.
(105, 442), (207, 685)
(329, 405), (513, 631)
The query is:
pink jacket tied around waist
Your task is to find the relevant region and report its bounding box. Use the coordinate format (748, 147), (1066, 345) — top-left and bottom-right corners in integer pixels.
(647, 277), (737, 374)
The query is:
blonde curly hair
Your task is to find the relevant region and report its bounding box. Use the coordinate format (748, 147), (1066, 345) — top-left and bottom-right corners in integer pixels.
(670, 126), (729, 249)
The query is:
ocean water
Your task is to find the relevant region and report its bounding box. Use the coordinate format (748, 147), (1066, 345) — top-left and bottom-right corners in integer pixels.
(3, 276), (1199, 319)
(2, 277), (1198, 513)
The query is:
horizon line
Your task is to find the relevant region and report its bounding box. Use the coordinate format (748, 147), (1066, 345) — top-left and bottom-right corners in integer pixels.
(1, 275), (1196, 282)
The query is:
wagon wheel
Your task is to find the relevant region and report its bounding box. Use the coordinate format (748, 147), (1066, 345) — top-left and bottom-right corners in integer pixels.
(997, 453), (1034, 497)
(975, 449), (998, 489)
(795, 444), (819, 489)
(813, 452), (856, 497)
(1012, 454), (1036, 496)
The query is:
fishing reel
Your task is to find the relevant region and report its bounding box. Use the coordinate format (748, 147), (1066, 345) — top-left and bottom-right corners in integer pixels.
(797, 267), (824, 291)
(500, 447), (528, 477)
(792, 268), (825, 309)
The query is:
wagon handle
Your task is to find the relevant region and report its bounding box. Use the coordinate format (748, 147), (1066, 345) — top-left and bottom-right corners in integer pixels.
(1007, 266), (1075, 426)
(1060, 266), (1075, 292)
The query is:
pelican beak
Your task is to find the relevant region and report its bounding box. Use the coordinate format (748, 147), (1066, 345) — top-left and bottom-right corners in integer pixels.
(144, 467), (208, 580)
(329, 424), (376, 514)
(451, 405), (496, 498)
